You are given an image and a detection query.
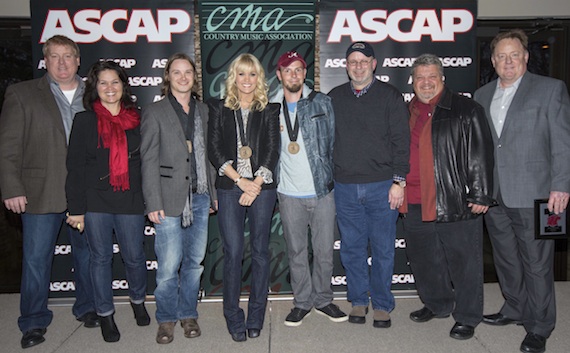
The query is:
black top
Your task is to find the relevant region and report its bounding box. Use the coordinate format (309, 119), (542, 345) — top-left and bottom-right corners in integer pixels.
(329, 79), (410, 184)
(66, 110), (144, 215)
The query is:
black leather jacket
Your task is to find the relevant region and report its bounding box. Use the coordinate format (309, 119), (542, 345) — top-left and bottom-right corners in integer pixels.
(429, 87), (496, 222)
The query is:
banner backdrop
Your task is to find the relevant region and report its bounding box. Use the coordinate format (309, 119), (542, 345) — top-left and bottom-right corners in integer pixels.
(30, 0), (195, 107)
(319, 0), (478, 98)
(199, 0), (316, 101)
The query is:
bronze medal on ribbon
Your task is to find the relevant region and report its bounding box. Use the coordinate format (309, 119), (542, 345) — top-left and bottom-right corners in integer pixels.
(186, 140), (193, 154)
(239, 146), (252, 159)
(288, 141), (300, 154)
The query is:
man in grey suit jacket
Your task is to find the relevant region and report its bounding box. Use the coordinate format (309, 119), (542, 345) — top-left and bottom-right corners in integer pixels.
(474, 29), (570, 353)
(141, 53), (216, 344)
(0, 35), (97, 349)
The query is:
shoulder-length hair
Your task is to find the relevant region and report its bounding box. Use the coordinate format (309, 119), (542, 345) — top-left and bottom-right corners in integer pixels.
(83, 61), (136, 111)
(161, 52), (200, 99)
(224, 53), (268, 111)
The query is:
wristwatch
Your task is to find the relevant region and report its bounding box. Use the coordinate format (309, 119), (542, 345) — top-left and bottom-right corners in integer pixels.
(393, 180), (406, 188)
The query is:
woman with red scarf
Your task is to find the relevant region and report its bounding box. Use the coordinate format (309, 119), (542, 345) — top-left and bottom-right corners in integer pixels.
(65, 61), (149, 342)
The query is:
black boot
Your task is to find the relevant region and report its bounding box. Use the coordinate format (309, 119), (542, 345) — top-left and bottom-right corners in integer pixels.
(100, 314), (120, 342)
(131, 302), (151, 326)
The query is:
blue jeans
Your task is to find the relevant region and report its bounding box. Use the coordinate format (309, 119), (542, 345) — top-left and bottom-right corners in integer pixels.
(153, 193), (210, 323)
(217, 187), (276, 334)
(19, 212), (95, 333)
(85, 212), (147, 317)
(278, 191), (336, 310)
(334, 180), (398, 312)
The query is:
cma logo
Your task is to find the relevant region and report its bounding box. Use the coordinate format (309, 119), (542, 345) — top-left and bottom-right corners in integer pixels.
(40, 9), (191, 44)
(50, 281), (75, 291)
(327, 9), (473, 43)
(112, 280), (129, 290)
(392, 274), (415, 284)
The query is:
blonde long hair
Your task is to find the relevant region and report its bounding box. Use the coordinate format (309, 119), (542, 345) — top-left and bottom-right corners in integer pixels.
(224, 53), (268, 112)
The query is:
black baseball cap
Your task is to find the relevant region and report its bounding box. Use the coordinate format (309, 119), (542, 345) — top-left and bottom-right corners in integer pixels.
(346, 41), (375, 58)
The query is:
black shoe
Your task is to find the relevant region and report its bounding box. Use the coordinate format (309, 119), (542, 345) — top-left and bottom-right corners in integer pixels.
(520, 333), (546, 353)
(131, 302), (151, 326)
(450, 322), (475, 340)
(77, 311), (101, 328)
(231, 332), (247, 342)
(315, 303), (348, 322)
(483, 313), (522, 326)
(248, 329), (261, 338)
(100, 315), (120, 342)
(284, 307), (311, 327)
(410, 307), (450, 323)
(21, 328), (46, 349)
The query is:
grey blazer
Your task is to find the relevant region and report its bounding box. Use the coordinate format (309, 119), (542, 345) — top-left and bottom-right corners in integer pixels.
(0, 75), (70, 213)
(474, 72), (570, 208)
(140, 96), (216, 217)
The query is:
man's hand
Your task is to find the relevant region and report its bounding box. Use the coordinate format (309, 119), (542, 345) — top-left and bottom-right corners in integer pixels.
(468, 203), (489, 214)
(548, 191), (569, 215)
(148, 210), (166, 224)
(388, 184), (404, 210)
(3, 196), (27, 214)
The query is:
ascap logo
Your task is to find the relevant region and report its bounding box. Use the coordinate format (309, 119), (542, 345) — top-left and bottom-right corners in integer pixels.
(101, 58), (137, 69)
(392, 274), (415, 284)
(146, 260), (158, 270)
(50, 281), (75, 291)
(328, 9), (473, 43)
(144, 225), (156, 236)
(204, 4), (313, 32)
(40, 9), (191, 44)
(152, 59), (168, 69)
(395, 238), (406, 249)
(333, 240), (341, 250)
(129, 77), (163, 87)
(112, 280), (129, 290)
(54, 244), (72, 255)
(331, 275), (347, 285)
(113, 244), (120, 254)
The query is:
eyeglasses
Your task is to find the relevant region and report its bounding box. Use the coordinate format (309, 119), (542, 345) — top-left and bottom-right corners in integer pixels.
(347, 59), (374, 67)
(494, 51), (524, 62)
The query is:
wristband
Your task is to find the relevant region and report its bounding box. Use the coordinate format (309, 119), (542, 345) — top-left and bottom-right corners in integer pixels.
(234, 176), (242, 184)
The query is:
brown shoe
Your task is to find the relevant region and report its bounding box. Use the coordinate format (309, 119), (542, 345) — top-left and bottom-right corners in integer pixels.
(180, 318), (201, 338)
(348, 306), (368, 324)
(156, 322), (175, 344)
(373, 310), (391, 328)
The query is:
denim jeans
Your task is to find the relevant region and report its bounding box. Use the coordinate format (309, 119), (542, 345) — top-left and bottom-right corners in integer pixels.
(403, 204), (483, 326)
(19, 212), (95, 333)
(84, 212), (147, 316)
(278, 191), (335, 310)
(153, 193), (210, 323)
(334, 180), (398, 312)
(217, 187), (276, 334)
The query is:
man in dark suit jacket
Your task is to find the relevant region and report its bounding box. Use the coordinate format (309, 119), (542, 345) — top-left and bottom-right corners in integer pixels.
(0, 35), (98, 349)
(474, 29), (570, 353)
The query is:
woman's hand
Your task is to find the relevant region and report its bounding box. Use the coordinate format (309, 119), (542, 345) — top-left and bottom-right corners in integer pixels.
(66, 214), (85, 233)
(236, 178), (261, 198)
(239, 192), (257, 207)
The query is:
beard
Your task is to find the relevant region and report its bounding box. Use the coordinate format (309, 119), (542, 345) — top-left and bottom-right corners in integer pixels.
(284, 81), (303, 93)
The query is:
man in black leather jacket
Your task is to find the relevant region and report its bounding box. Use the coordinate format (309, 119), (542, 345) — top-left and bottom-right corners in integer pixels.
(401, 53), (495, 341)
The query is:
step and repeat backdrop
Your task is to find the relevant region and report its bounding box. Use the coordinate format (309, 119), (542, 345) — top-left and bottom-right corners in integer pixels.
(29, 0), (477, 299)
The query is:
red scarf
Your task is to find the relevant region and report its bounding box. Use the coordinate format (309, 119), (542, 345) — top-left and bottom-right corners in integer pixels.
(93, 99), (140, 191)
